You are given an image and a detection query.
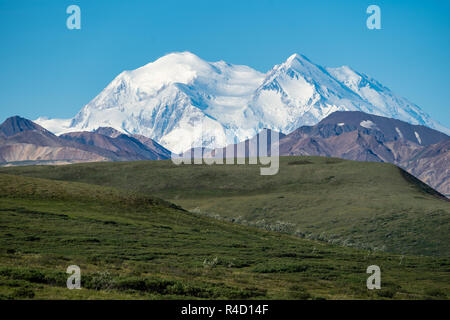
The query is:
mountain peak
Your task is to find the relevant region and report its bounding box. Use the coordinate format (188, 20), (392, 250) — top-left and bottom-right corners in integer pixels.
(0, 116), (47, 137)
(140, 51), (209, 72)
(283, 53), (314, 68)
(286, 53), (310, 62)
(163, 51), (200, 58)
(272, 53), (328, 82)
(121, 51), (216, 95)
(34, 52), (450, 152)
(94, 127), (124, 138)
(286, 53), (301, 62)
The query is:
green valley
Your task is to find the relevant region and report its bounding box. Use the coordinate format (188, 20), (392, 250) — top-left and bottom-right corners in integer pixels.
(3, 156), (448, 256)
(0, 172), (449, 299)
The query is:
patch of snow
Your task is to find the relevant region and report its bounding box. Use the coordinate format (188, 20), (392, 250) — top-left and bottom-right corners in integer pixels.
(360, 120), (376, 129)
(395, 127), (404, 139)
(34, 117), (73, 135)
(414, 131), (422, 144)
(338, 122), (345, 126)
(327, 65), (449, 135)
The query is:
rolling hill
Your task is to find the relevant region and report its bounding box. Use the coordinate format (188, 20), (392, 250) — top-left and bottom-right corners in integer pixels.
(2, 111), (448, 196)
(0, 172), (449, 299)
(278, 111), (450, 196)
(2, 156), (448, 257)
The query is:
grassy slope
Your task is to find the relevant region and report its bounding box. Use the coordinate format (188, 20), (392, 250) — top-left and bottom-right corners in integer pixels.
(0, 173), (449, 300)
(2, 156), (448, 257)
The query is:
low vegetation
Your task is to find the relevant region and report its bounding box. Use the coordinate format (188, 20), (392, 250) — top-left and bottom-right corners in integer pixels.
(0, 171), (449, 299)
(3, 156), (448, 256)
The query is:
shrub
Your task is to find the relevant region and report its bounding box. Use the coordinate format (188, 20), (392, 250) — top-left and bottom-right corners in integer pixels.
(85, 271), (115, 290)
(376, 288), (397, 299)
(12, 287), (35, 299)
(0, 267), (65, 286)
(424, 288), (447, 298)
(203, 256), (219, 268)
(113, 277), (175, 294)
(288, 285), (311, 299)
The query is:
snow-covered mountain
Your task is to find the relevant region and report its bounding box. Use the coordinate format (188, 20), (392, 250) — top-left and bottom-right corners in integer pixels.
(326, 65), (450, 135)
(35, 51), (449, 153)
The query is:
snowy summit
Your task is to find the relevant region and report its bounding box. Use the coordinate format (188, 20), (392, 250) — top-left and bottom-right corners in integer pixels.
(35, 51), (449, 153)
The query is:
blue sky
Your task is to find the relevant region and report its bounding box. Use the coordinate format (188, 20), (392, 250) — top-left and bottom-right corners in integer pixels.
(1, 0), (449, 127)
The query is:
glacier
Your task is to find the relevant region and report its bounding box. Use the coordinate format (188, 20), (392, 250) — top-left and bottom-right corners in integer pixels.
(35, 51), (449, 153)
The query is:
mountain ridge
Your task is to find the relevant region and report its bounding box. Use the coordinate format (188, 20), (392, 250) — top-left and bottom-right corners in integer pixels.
(34, 52), (450, 153)
(277, 111), (450, 196)
(3, 111), (448, 196)
(0, 116), (171, 164)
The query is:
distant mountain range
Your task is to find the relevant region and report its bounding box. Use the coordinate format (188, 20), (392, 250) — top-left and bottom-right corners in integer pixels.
(0, 116), (170, 165)
(2, 111), (448, 196)
(2, 51), (449, 195)
(34, 51), (449, 153)
(184, 111), (449, 196)
(278, 111), (449, 196)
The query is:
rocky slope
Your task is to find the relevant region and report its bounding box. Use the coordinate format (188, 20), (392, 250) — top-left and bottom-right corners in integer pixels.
(0, 116), (171, 164)
(277, 111), (449, 196)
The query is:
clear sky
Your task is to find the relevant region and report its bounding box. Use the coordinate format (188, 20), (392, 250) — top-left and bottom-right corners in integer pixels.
(1, 0), (449, 127)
